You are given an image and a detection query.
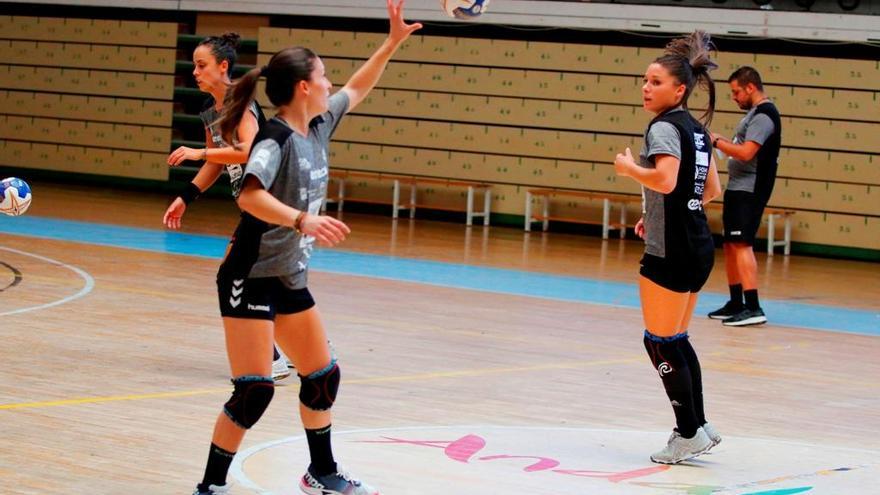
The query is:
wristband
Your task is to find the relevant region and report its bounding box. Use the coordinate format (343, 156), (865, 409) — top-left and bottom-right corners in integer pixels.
(712, 137), (721, 147)
(180, 182), (201, 205)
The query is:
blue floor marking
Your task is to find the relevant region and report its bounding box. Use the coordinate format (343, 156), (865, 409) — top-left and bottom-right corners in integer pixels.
(2, 215), (877, 336)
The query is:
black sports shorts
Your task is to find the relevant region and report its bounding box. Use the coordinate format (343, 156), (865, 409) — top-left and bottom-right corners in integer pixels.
(217, 275), (315, 320)
(640, 251), (714, 293)
(722, 189), (766, 245)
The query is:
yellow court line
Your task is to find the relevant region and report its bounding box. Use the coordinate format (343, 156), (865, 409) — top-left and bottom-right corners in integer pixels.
(0, 355), (643, 411)
(0, 388), (229, 411)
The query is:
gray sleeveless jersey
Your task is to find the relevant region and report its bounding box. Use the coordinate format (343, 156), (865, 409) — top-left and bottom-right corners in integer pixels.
(199, 101), (260, 198)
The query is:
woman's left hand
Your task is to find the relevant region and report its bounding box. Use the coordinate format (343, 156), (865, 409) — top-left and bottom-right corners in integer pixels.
(167, 146), (204, 167)
(614, 147), (636, 177)
(387, 0), (423, 44)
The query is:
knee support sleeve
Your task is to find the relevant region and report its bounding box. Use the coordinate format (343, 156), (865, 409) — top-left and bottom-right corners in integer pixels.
(224, 375), (275, 429)
(299, 359), (340, 411)
(643, 331), (688, 374)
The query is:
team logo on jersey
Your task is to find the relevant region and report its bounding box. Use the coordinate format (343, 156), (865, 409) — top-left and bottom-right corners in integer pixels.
(687, 199), (702, 211)
(693, 132), (706, 149)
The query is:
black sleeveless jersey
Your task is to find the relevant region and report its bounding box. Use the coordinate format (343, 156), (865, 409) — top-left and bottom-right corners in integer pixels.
(752, 101), (782, 202)
(645, 109), (715, 260)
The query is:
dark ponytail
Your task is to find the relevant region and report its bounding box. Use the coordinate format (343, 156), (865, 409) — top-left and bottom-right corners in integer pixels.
(216, 46), (318, 145)
(655, 30), (718, 127)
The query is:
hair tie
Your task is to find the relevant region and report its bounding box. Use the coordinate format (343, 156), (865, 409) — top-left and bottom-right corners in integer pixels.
(260, 65), (269, 77)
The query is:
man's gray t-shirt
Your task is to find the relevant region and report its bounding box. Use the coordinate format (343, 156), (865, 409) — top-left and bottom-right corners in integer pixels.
(242, 91), (349, 287)
(200, 101), (260, 198)
(639, 108), (683, 259)
(726, 104), (776, 193)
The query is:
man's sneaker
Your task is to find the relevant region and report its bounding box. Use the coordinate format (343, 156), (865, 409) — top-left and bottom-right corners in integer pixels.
(702, 422), (722, 450)
(192, 484), (230, 495)
(650, 427), (712, 464)
(272, 357), (292, 381)
(722, 307), (767, 327)
(708, 301), (742, 320)
(300, 466), (380, 495)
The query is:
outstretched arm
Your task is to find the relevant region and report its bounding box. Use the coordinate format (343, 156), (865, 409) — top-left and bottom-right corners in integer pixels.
(341, 0), (422, 111)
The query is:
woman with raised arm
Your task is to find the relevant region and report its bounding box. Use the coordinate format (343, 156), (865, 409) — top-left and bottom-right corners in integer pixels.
(191, 2), (421, 494)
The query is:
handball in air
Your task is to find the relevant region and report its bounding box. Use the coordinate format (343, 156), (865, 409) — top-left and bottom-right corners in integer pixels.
(0, 177), (32, 216)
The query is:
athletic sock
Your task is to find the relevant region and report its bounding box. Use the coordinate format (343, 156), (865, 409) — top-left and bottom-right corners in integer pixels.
(198, 443), (236, 490)
(744, 289), (760, 310)
(306, 425), (337, 476)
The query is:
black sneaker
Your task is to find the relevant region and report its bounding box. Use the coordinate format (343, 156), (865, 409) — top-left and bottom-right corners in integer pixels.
(707, 301), (742, 320)
(722, 308), (767, 327)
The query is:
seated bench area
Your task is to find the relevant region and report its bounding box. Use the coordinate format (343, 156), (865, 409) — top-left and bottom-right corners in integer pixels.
(525, 188), (796, 255)
(324, 169), (491, 226)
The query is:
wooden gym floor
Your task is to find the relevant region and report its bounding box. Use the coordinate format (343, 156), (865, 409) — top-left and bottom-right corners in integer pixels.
(0, 181), (878, 494)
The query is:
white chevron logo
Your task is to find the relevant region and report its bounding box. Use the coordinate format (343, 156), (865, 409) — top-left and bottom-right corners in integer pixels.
(231, 286), (243, 297)
(229, 297), (241, 308)
(233, 279), (244, 287)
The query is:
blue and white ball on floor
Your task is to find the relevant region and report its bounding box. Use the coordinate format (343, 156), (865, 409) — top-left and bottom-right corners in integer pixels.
(0, 177), (32, 216)
(440, 0), (490, 19)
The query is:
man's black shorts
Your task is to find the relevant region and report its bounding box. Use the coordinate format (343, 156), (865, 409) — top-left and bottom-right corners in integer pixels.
(722, 189), (767, 245)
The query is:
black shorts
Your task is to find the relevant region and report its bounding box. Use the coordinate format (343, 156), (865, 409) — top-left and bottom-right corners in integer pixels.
(722, 190), (766, 245)
(640, 252), (714, 293)
(217, 275), (315, 320)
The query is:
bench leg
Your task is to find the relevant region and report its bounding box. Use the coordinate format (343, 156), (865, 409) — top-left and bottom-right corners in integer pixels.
(602, 198), (610, 240)
(409, 183), (416, 219)
(337, 179), (345, 213)
(542, 195), (549, 232)
(392, 179), (400, 219)
(483, 187), (491, 226)
(466, 186), (474, 226)
(784, 215), (792, 256)
(524, 191), (533, 232)
(767, 213), (776, 256)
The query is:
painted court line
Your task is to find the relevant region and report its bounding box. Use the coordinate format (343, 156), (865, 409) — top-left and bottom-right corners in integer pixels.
(0, 245), (95, 317)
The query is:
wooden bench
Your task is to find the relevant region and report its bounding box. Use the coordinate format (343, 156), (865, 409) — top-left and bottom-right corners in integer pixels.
(525, 188), (641, 239)
(324, 169), (491, 226)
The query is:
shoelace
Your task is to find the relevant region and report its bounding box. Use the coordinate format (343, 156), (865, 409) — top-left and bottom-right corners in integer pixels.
(335, 469), (361, 486)
(208, 484), (231, 495)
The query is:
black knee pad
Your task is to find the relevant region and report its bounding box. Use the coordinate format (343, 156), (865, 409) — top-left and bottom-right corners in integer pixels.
(299, 359), (340, 411)
(224, 375), (275, 429)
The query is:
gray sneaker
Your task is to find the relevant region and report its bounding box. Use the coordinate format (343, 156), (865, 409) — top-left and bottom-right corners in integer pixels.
(300, 466), (379, 495)
(651, 427), (712, 464)
(192, 484), (230, 495)
(702, 422), (722, 449)
(722, 307), (767, 327)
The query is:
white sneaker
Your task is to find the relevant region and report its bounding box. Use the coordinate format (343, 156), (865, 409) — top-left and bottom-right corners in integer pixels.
(193, 483), (230, 495)
(650, 427), (712, 464)
(272, 357), (292, 381)
(702, 422), (722, 449)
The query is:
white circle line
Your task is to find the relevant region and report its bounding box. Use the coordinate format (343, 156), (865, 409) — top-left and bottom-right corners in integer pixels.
(230, 424), (880, 494)
(0, 245), (95, 316)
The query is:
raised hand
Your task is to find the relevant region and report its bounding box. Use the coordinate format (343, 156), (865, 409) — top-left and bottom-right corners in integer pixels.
(387, 0), (423, 44)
